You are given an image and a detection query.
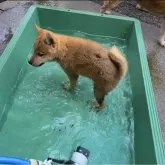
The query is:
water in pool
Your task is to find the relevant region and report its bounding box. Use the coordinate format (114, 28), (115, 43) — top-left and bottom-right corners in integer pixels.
(0, 30), (134, 164)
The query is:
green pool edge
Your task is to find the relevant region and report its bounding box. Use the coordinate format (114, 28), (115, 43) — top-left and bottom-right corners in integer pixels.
(134, 21), (165, 163)
(0, 5), (164, 164)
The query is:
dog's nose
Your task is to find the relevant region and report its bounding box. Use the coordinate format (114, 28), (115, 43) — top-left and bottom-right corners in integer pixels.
(28, 60), (33, 65)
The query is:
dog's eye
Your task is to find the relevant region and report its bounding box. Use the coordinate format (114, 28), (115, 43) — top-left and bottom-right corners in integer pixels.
(38, 52), (44, 56)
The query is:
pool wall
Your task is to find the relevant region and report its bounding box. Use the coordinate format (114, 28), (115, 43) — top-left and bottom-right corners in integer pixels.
(0, 5), (164, 164)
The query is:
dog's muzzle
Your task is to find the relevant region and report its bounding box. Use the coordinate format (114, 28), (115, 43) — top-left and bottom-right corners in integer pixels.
(28, 60), (44, 67)
(28, 60), (33, 65)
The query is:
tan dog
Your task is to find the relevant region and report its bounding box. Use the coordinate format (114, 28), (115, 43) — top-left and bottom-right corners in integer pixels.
(28, 25), (128, 110)
(100, 0), (121, 14)
(101, 0), (165, 47)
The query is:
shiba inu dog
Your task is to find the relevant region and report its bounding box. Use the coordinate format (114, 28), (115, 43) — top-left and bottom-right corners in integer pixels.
(101, 0), (165, 47)
(28, 25), (128, 110)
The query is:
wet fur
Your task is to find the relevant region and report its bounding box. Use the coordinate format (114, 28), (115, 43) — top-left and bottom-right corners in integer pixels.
(101, 0), (165, 47)
(29, 25), (128, 110)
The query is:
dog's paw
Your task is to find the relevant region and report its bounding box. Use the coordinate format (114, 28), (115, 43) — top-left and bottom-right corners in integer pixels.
(100, 9), (111, 14)
(88, 100), (105, 112)
(63, 82), (72, 91)
(136, 3), (141, 10)
(104, 10), (111, 14)
(136, 3), (148, 12)
(159, 37), (165, 47)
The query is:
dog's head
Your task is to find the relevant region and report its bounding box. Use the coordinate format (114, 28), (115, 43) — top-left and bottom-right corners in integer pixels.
(28, 25), (57, 67)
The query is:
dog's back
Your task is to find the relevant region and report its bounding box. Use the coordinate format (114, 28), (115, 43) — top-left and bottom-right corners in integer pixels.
(58, 35), (127, 85)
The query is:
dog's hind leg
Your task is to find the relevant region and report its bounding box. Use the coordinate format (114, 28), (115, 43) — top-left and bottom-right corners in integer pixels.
(63, 69), (79, 91)
(159, 17), (165, 47)
(90, 82), (107, 110)
(94, 89), (105, 109)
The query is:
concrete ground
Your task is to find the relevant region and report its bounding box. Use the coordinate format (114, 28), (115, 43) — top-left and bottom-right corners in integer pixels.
(0, 0), (165, 142)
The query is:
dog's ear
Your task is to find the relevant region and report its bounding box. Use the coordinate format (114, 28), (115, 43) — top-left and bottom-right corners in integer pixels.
(35, 24), (42, 32)
(45, 33), (56, 46)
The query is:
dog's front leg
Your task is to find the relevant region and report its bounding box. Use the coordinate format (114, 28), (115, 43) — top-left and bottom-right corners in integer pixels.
(159, 17), (165, 47)
(63, 69), (79, 91)
(94, 89), (105, 109)
(100, 0), (111, 14)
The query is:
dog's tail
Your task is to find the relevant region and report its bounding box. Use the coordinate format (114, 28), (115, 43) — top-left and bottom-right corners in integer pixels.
(108, 46), (128, 79)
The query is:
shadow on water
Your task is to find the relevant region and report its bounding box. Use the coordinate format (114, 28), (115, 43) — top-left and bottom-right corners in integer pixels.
(0, 94), (15, 132)
(0, 65), (27, 132)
